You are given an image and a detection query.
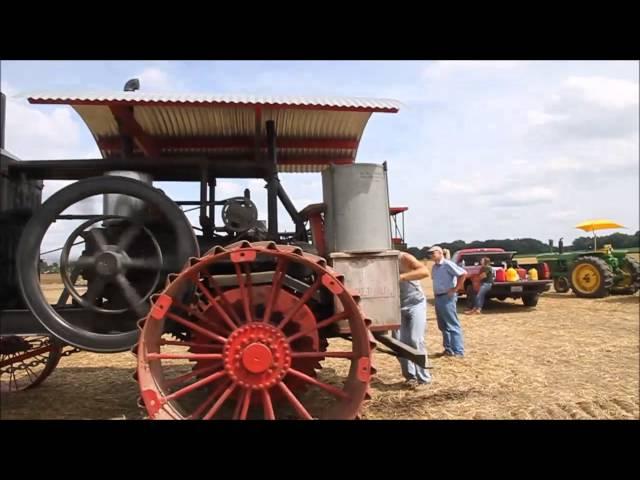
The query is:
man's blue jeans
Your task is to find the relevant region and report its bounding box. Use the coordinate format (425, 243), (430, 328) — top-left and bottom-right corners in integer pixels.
(434, 293), (465, 356)
(392, 299), (431, 383)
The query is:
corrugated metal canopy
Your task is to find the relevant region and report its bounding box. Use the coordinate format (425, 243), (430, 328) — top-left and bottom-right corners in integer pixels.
(26, 92), (401, 173)
(27, 92), (401, 111)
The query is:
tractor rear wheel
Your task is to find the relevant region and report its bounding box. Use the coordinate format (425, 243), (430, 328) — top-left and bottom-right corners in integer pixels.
(569, 256), (614, 298)
(553, 276), (570, 293)
(611, 257), (640, 295)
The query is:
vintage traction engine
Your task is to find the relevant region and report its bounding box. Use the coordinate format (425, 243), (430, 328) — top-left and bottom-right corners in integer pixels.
(0, 83), (424, 419)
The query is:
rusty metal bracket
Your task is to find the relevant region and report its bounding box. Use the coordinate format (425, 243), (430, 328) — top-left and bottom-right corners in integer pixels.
(373, 332), (428, 369)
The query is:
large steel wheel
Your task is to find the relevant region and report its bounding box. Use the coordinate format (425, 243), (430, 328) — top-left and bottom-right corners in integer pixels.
(0, 335), (63, 393)
(137, 241), (373, 420)
(16, 176), (199, 353)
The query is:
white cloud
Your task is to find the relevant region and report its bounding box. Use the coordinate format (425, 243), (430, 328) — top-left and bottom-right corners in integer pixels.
(544, 156), (583, 172)
(135, 67), (175, 92)
(488, 187), (555, 207)
(422, 61), (525, 79)
(533, 137), (639, 178)
(527, 109), (561, 127)
(3, 84), (95, 160)
(527, 75), (640, 143)
(436, 176), (518, 198)
(434, 179), (473, 194)
(549, 210), (578, 220)
(564, 76), (639, 109)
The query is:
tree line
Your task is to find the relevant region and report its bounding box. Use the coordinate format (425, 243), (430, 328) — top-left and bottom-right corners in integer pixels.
(407, 231), (640, 259)
(39, 259), (60, 273)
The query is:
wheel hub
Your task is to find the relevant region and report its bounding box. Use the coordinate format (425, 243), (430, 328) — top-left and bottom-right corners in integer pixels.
(95, 251), (123, 277)
(242, 343), (273, 373)
(575, 265), (599, 291)
(223, 323), (291, 390)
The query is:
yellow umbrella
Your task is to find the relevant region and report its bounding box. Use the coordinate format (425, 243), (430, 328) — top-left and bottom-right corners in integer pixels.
(575, 219), (626, 232)
(575, 219), (626, 249)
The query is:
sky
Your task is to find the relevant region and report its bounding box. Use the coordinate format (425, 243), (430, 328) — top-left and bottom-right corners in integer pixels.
(1, 60), (638, 252)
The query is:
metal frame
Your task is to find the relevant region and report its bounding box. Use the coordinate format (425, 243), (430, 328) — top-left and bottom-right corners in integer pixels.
(389, 207), (408, 249)
(4, 123), (306, 241)
(0, 88), (424, 370)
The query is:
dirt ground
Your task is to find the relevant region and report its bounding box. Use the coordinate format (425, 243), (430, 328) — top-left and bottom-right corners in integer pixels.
(1, 271), (638, 420)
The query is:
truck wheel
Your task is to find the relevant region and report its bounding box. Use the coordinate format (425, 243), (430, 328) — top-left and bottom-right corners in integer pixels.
(553, 276), (570, 293)
(522, 294), (539, 307)
(569, 256), (614, 298)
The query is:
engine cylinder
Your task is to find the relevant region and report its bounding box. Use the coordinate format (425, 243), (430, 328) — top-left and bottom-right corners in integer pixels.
(322, 163), (392, 254)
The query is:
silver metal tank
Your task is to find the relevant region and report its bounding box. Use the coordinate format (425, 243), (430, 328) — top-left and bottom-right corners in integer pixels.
(103, 171), (153, 217)
(322, 163), (392, 253)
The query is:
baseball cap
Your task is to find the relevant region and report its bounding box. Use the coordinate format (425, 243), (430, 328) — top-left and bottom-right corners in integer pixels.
(427, 245), (443, 254)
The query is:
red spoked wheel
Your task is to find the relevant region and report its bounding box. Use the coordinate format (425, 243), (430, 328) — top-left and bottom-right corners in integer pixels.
(0, 335), (63, 393)
(136, 241), (372, 420)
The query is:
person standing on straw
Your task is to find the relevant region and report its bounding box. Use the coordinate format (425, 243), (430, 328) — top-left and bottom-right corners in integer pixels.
(393, 250), (432, 388)
(428, 245), (467, 357)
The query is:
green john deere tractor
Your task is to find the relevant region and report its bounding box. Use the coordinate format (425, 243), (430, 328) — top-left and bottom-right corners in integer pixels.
(535, 219), (639, 298)
(537, 246), (639, 298)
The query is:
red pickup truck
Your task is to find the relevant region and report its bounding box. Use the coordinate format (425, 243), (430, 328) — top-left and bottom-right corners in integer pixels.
(451, 248), (552, 307)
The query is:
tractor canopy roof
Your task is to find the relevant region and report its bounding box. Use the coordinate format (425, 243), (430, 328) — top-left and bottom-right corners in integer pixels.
(26, 91), (401, 173)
